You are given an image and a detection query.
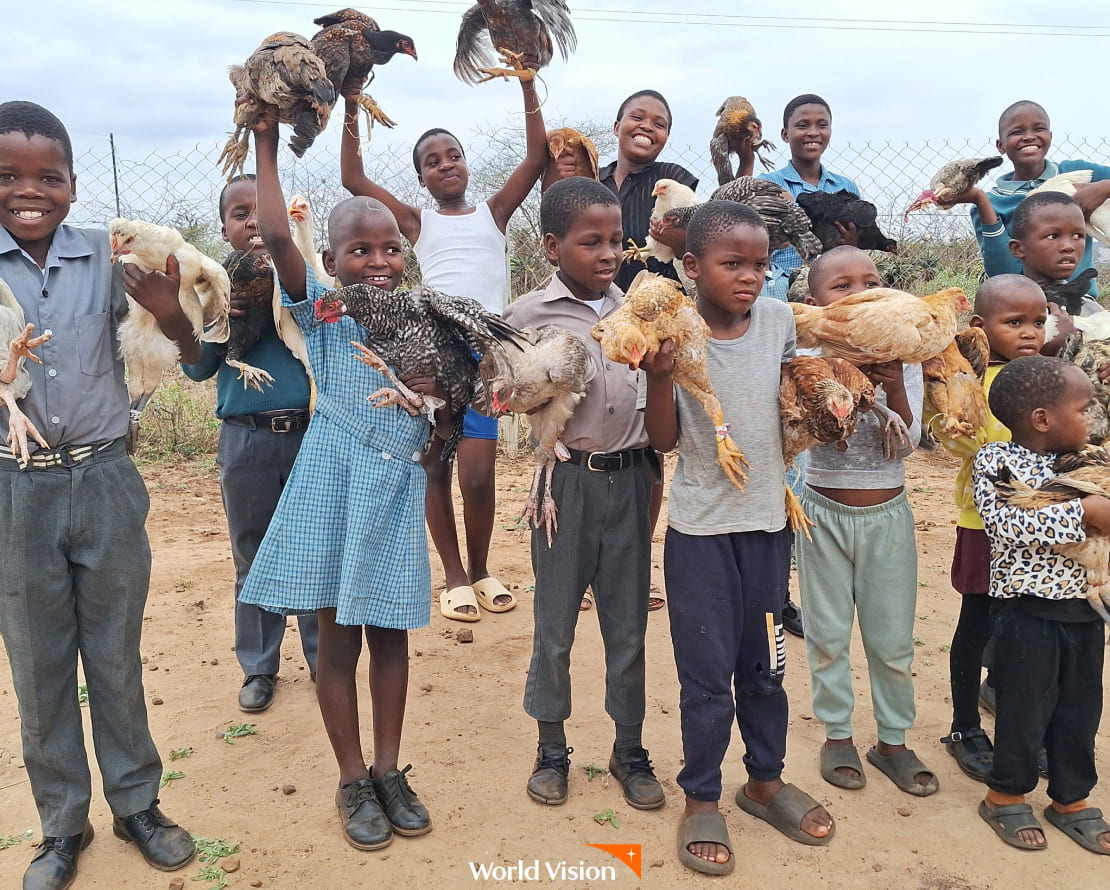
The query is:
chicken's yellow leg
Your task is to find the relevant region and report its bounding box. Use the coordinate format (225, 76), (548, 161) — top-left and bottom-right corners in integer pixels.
(713, 412), (749, 491)
(355, 92), (397, 130)
(477, 47), (537, 83)
(785, 484), (814, 541)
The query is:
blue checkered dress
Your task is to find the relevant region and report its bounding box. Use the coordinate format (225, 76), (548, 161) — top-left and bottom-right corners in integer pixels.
(238, 267), (432, 629)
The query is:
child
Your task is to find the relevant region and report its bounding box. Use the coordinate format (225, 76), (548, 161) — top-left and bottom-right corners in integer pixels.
(794, 246), (936, 797)
(972, 355), (1110, 853)
(0, 101), (196, 888)
(501, 177), (664, 813)
(642, 200), (833, 876)
(940, 275), (1048, 784)
(181, 174), (318, 713)
(341, 73), (546, 622)
(954, 100), (1110, 296)
(238, 107), (446, 851)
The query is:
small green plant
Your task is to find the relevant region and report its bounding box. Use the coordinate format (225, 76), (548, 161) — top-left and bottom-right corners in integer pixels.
(192, 865), (229, 889)
(583, 764), (608, 782)
(77, 684), (88, 706)
(218, 723), (258, 744)
(170, 747), (194, 761)
(913, 636), (925, 646)
(940, 644), (952, 652)
(193, 837), (240, 863)
(593, 809), (619, 828)
(918, 581), (929, 587)
(0, 830), (32, 850)
(912, 484), (932, 494)
(160, 770), (185, 788)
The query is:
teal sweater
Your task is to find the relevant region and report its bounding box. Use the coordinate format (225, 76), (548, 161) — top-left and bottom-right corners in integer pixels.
(971, 158), (1110, 296)
(182, 326), (310, 419)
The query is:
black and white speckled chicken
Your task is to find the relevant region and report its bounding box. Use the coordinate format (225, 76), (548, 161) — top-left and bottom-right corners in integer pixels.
(216, 250), (278, 392)
(453, 0), (576, 84)
(711, 177), (822, 262)
(313, 283), (522, 459)
(796, 189), (897, 254)
(709, 96), (775, 183)
(905, 156), (1004, 218)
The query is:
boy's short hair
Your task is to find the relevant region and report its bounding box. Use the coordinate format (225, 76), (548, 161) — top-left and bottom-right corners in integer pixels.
(1011, 191), (1080, 241)
(807, 245), (871, 294)
(0, 100), (73, 173)
(973, 273), (1044, 316)
(412, 127), (463, 174)
(988, 354), (1073, 431)
(782, 94), (830, 128)
(614, 89), (672, 126)
(327, 196), (393, 244)
(540, 176), (619, 239)
(998, 99), (1048, 133)
(218, 173), (257, 220)
(685, 200), (766, 258)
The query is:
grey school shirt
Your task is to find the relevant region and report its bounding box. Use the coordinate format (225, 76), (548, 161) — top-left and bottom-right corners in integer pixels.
(641, 297), (796, 535)
(0, 225), (130, 449)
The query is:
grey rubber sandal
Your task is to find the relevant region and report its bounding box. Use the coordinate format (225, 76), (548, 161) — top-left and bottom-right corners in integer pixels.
(978, 801), (1046, 851)
(734, 783), (835, 846)
(820, 744), (866, 790)
(866, 747), (939, 797)
(1043, 805), (1110, 855)
(677, 810), (734, 875)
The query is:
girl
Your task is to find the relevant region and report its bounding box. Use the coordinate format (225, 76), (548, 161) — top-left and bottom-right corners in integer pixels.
(341, 73), (546, 623)
(240, 108), (447, 851)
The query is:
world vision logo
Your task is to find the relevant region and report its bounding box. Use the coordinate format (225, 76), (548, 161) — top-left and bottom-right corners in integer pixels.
(467, 843), (642, 881)
(587, 844), (642, 878)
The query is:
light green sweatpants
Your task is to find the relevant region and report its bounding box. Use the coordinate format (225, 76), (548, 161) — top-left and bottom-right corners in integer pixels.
(796, 486), (918, 743)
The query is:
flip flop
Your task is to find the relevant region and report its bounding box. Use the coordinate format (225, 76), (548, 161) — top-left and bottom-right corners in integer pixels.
(1043, 805), (1110, 855)
(440, 586), (480, 622)
(472, 577), (517, 613)
(648, 586), (666, 611)
(676, 810), (734, 876)
(865, 747), (939, 797)
(978, 801), (1046, 851)
(580, 588), (594, 612)
(820, 743), (866, 790)
(734, 783), (835, 846)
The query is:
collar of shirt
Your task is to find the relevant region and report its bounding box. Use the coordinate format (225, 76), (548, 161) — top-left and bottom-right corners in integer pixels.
(539, 271), (623, 315)
(994, 159), (1061, 194)
(777, 160), (840, 191)
(0, 223), (94, 272)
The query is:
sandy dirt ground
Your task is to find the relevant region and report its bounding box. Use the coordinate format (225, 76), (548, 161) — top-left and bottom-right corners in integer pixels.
(1, 447), (1109, 890)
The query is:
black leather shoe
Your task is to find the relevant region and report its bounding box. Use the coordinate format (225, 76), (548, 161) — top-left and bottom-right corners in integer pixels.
(782, 600), (805, 638)
(609, 746), (665, 810)
(372, 764), (431, 836)
(336, 778), (393, 850)
(23, 822), (93, 890)
(238, 674), (275, 712)
(112, 801), (195, 871)
(527, 744), (572, 805)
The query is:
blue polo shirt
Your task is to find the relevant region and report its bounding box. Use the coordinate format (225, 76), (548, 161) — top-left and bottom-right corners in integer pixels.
(759, 161), (860, 272)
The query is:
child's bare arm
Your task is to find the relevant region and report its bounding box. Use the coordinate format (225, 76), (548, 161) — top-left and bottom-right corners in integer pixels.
(1081, 494), (1110, 535)
(1073, 180), (1110, 220)
(487, 77), (547, 231)
(642, 340), (679, 452)
(403, 373), (452, 439)
(121, 256), (201, 363)
(339, 90), (421, 243)
(253, 106), (306, 301)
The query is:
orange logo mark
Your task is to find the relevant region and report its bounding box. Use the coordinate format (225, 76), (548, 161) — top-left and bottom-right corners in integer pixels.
(586, 844), (641, 878)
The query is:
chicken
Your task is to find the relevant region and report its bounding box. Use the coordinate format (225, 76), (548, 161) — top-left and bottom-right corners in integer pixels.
(219, 32), (337, 178)
(541, 127), (598, 191)
(709, 96), (775, 184)
(786, 266), (810, 303)
(310, 8), (417, 132)
(314, 283), (523, 460)
(710, 177), (822, 262)
(1030, 170), (1110, 247)
(1049, 310), (1110, 445)
(0, 276), (51, 464)
(218, 250), (277, 392)
(780, 356), (876, 537)
(922, 327), (990, 442)
(796, 190), (897, 253)
(623, 178), (701, 267)
(109, 218), (231, 438)
(453, 0), (576, 84)
(590, 270), (749, 489)
(287, 195), (333, 287)
(990, 446), (1110, 624)
(904, 156), (1004, 218)
(478, 324), (595, 545)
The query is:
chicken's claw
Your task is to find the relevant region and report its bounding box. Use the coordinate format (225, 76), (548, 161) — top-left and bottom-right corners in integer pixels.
(3, 400), (48, 468)
(3, 324), (51, 380)
(785, 484), (815, 542)
(354, 93), (397, 130)
(476, 47), (537, 83)
(226, 359), (275, 392)
(352, 340), (432, 417)
(712, 415), (749, 491)
(367, 386), (424, 416)
(621, 239), (650, 265)
(870, 401), (913, 460)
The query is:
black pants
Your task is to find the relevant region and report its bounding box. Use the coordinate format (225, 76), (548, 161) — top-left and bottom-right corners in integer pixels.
(988, 598), (1105, 803)
(949, 595), (993, 731)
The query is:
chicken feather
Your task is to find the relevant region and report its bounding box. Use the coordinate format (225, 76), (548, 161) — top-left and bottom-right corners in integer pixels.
(0, 276), (51, 464)
(454, 0), (576, 84)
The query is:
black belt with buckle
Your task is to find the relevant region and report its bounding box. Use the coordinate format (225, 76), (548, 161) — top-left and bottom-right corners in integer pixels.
(566, 447), (649, 472)
(225, 411), (310, 433)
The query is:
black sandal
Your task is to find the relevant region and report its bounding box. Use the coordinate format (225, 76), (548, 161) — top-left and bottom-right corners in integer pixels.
(941, 728), (993, 783)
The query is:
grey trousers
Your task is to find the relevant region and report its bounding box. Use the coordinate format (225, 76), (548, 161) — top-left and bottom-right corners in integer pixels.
(523, 459), (652, 725)
(0, 447), (162, 836)
(218, 420), (318, 677)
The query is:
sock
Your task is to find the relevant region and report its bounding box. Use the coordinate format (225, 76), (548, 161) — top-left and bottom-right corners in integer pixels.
(1052, 798), (1088, 814)
(985, 790), (1025, 807)
(538, 721), (566, 748)
(614, 722), (643, 752)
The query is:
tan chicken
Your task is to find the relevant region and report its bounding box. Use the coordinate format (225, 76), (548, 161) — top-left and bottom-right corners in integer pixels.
(624, 178), (701, 266)
(277, 196), (329, 407)
(1031, 170), (1110, 247)
(453, 0), (576, 84)
(904, 156), (1004, 218)
(541, 127), (598, 191)
(109, 219), (231, 433)
(591, 270), (749, 489)
(478, 324), (595, 545)
(991, 446), (1110, 624)
(709, 96), (775, 184)
(780, 356), (876, 537)
(922, 327), (990, 442)
(791, 287), (970, 366)
(0, 277), (51, 464)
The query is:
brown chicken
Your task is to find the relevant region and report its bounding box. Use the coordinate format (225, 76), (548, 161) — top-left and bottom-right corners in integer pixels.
(780, 356), (876, 537)
(478, 324), (596, 545)
(709, 96), (775, 184)
(453, 0), (576, 83)
(590, 270), (748, 489)
(922, 327), (990, 442)
(710, 177), (822, 262)
(991, 446), (1110, 624)
(904, 156), (1004, 218)
(541, 127), (598, 191)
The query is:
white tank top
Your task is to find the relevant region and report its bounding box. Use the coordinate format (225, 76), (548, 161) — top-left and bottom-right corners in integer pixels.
(413, 202), (509, 315)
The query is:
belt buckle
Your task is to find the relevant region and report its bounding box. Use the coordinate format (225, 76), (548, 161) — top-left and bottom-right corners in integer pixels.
(270, 416), (295, 433)
(56, 447), (81, 468)
(586, 451), (619, 472)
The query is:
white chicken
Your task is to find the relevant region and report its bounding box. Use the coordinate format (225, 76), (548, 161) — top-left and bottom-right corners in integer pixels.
(1030, 170), (1110, 247)
(624, 178), (701, 267)
(0, 277), (52, 464)
(109, 219), (231, 431)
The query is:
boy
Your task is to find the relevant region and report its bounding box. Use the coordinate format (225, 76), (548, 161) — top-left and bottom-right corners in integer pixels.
(642, 201), (832, 876)
(795, 247), (935, 796)
(954, 100), (1110, 295)
(973, 356), (1110, 853)
(940, 275), (1048, 783)
(181, 174), (318, 713)
(1010, 191), (1101, 315)
(502, 177), (664, 813)
(0, 101), (196, 889)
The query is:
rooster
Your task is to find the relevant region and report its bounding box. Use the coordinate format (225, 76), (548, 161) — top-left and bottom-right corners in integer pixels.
(1031, 170), (1110, 247)
(904, 156), (1004, 218)
(313, 283), (522, 460)
(623, 178), (701, 267)
(453, 0), (576, 84)
(922, 327), (990, 442)
(796, 190), (897, 254)
(541, 127), (598, 191)
(591, 270), (749, 489)
(478, 324), (595, 544)
(0, 277), (51, 464)
(709, 96), (775, 183)
(710, 177), (822, 262)
(109, 218), (231, 432)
